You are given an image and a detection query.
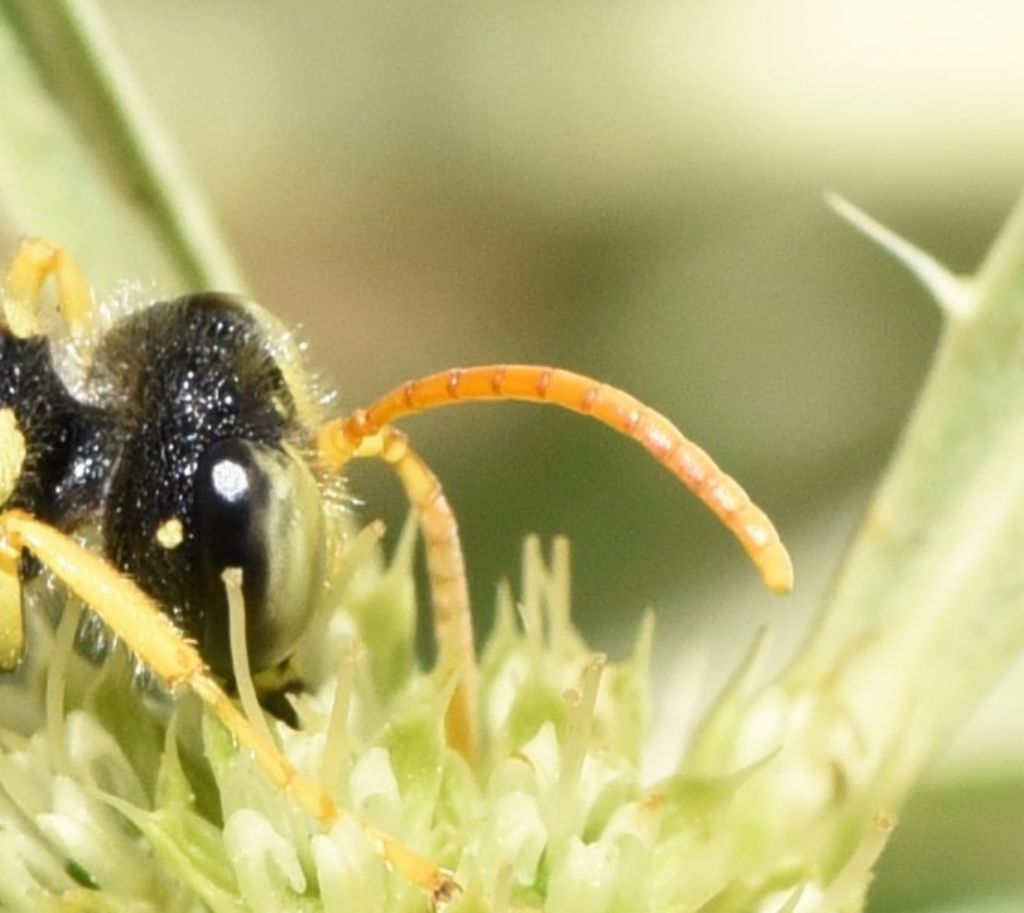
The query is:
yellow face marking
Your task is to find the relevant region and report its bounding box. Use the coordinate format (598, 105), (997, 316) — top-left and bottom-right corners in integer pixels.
(0, 409), (26, 506)
(155, 517), (185, 550)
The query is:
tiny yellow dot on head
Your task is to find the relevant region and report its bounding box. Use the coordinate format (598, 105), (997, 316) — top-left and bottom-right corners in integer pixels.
(155, 517), (185, 550)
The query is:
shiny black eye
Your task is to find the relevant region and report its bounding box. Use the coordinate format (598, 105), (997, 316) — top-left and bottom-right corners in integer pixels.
(193, 437), (325, 676)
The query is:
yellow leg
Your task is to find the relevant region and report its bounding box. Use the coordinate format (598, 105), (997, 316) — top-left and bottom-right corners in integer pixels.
(3, 237), (95, 336)
(0, 408), (27, 508)
(0, 509), (457, 902)
(0, 409), (28, 670)
(318, 424), (479, 763)
(0, 541), (23, 671)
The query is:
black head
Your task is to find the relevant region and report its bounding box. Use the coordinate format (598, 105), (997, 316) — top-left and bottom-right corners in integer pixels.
(97, 294), (326, 676)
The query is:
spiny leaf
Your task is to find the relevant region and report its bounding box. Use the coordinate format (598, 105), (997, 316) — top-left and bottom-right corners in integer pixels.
(827, 192), (973, 318)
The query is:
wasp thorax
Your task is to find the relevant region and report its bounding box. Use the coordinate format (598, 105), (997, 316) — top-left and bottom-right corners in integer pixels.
(193, 437), (325, 676)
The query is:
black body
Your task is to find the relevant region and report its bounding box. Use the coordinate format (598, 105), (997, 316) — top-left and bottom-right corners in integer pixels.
(0, 294), (307, 676)
(0, 332), (116, 526)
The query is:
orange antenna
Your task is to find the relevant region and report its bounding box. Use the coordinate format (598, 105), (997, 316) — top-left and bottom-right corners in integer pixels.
(327, 365), (793, 594)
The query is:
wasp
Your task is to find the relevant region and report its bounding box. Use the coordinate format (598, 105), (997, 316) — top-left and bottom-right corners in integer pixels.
(0, 238), (792, 900)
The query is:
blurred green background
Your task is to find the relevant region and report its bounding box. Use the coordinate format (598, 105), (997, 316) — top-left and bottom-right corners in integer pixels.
(7, 1), (1024, 909)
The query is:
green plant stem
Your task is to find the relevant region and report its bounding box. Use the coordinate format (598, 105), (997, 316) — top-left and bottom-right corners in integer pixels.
(976, 190), (1024, 309)
(791, 187), (1024, 776)
(684, 187), (1024, 897)
(1, 0), (245, 293)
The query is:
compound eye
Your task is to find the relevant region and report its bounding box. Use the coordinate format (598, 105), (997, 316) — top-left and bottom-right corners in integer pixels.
(193, 437), (325, 676)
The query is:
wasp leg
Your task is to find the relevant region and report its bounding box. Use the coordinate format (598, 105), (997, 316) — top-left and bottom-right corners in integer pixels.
(3, 237), (95, 335)
(324, 364), (794, 594)
(0, 509), (457, 903)
(318, 424), (478, 763)
(0, 409), (28, 670)
(0, 542), (24, 670)
(0, 408), (27, 509)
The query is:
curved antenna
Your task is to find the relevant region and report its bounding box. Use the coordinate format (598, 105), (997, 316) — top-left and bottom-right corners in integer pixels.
(338, 426), (479, 762)
(327, 365), (793, 594)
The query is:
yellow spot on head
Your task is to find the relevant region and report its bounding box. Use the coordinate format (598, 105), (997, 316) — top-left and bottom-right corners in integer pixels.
(0, 409), (26, 505)
(155, 517), (185, 550)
